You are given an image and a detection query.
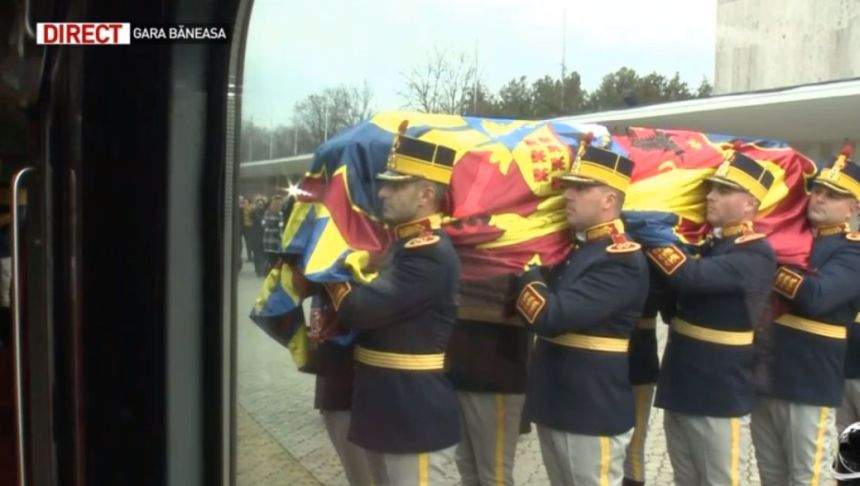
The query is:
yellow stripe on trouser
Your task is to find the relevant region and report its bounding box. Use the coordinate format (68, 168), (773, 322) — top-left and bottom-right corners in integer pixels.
(672, 318), (754, 346)
(599, 437), (611, 486)
(628, 386), (650, 481)
(418, 452), (429, 486)
(775, 314), (846, 339)
(494, 394), (505, 486)
(354, 346), (445, 370)
(811, 407), (830, 486)
(543, 333), (629, 352)
(730, 418), (740, 486)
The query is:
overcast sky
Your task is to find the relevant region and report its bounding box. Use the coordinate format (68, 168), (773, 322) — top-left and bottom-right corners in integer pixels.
(242, 0), (717, 127)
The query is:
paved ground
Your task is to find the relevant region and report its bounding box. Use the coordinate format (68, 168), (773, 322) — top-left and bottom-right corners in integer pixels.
(236, 265), (837, 485)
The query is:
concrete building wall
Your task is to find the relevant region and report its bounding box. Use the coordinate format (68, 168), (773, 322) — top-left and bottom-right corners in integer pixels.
(715, 0), (860, 94)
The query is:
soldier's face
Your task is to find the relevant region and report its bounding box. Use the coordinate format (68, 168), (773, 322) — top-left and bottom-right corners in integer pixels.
(807, 185), (858, 227)
(705, 183), (756, 227)
(563, 183), (607, 231)
(378, 180), (422, 225)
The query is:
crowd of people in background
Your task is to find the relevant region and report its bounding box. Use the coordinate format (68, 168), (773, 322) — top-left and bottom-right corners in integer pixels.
(239, 191), (293, 276)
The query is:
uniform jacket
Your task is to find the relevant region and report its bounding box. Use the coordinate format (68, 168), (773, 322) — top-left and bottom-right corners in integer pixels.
(313, 341), (354, 412)
(329, 217), (461, 453)
(772, 225), (860, 402)
(515, 219), (649, 436)
(648, 224), (776, 417)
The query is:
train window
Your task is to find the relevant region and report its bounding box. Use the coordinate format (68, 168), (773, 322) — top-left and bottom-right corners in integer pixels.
(232, 2), (860, 485)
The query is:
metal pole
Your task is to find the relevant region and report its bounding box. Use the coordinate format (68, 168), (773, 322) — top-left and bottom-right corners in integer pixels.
(11, 167), (34, 486)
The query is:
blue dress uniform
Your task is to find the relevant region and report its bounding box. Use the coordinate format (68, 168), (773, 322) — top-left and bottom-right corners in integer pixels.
(515, 144), (650, 486)
(646, 151), (777, 485)
(754, 221), (860, 486)
(328, 219), (461, 453)
(790, 152), (860, 443)
(326, 127), (463, 485)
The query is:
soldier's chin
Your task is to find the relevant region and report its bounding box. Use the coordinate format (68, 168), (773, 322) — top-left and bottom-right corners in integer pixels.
(805, 207), (823, 224)
(705, 212), (721, 227)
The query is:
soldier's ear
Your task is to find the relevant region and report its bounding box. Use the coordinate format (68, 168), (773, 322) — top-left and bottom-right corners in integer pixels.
(743, 192), (760, 215)
(417, 181), (435, 207)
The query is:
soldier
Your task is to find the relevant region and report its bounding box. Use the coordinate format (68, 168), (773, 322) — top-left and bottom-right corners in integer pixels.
(324, 129), (461, 485)
(446, 303), (529, 485)
(764, 153), (860, 446)
(514, 143), (650, 486)
(646, 151), (777, 485)
(835, 153), (860, 441)
(757, 148), (860, 485)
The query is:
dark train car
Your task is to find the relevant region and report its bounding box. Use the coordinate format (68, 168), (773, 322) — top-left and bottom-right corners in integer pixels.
(1, 1), (249, 484)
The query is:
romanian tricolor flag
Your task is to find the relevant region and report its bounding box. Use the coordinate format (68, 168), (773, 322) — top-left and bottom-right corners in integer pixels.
(250, 113), (817, 366)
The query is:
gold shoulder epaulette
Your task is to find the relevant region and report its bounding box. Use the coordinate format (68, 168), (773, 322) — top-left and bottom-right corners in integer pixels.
(735, 233), (767, 245)
(404, 234), (440, 249)
(847, 231), (860, 242)
(606, 241), (642, 254)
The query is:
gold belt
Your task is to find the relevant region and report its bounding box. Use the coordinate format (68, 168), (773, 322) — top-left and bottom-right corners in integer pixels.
(543, 333), (629, 353)
(775, 314), (846, 339)
(354, 346), (445, 371)
(672, 318), (754, 346)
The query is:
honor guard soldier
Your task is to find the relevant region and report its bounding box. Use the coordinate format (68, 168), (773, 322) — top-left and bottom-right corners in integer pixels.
(325, 127), (462, 485)
(446, 311), (529, 484)
(646, 151), (777, 485)
(623, 277), (675, 486)
(757, 147), (860, 485)
(835, 152), (860, 439)
(514, 143), (650, 486)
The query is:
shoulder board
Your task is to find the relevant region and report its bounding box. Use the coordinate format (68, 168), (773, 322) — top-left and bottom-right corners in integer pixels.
(606, 241), (642, 254)
(404, 234), (440, 249)
(734, 233), (767, 245)
(847, 231), (860, 242)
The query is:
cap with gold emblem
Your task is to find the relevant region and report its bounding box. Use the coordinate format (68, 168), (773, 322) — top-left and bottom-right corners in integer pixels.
(812, 144), (860, 200)
(376, 120), (457, 185)
(706, 150), (774, 202)
(557, 137), (635, 193)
